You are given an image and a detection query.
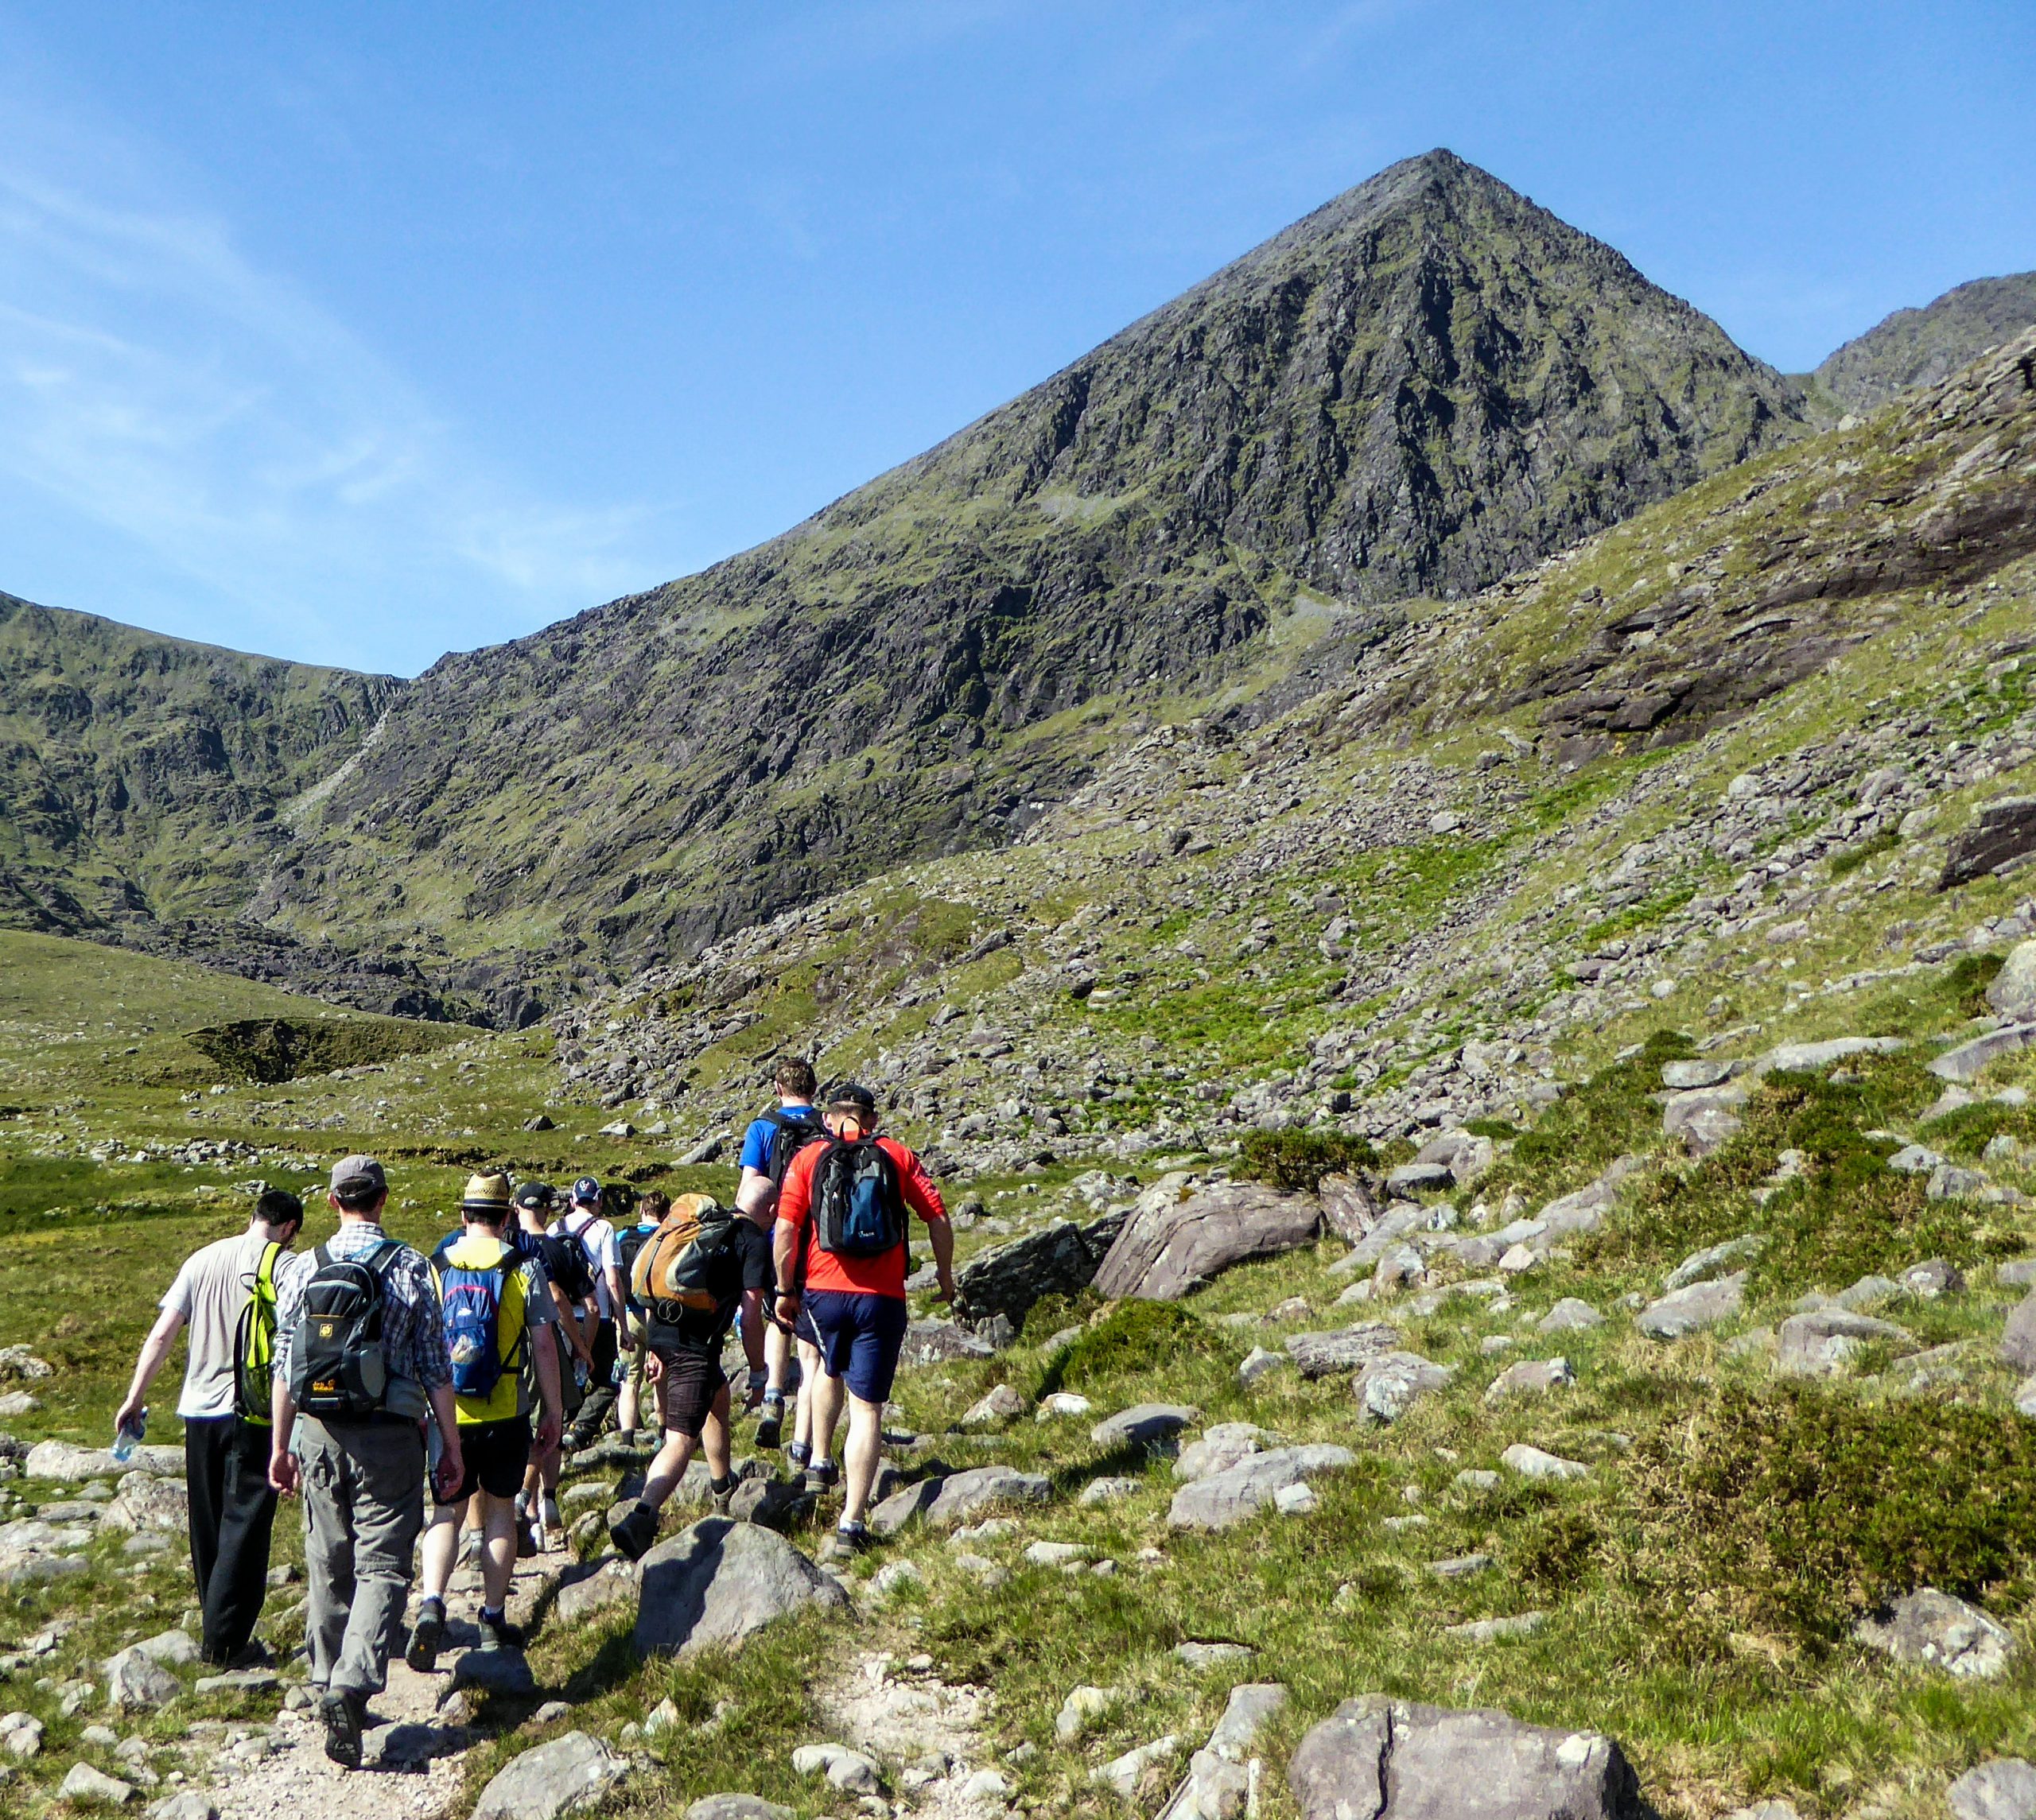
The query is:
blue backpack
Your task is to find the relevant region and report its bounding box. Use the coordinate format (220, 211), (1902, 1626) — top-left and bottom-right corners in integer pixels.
(812, 1137), (905, 1258)
(440, 1255), (517, 1397)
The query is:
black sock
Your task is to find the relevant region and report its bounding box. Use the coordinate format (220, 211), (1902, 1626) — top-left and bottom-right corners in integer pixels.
(709, 1474), (736, 1495)
(480, 1605), (503, 1625)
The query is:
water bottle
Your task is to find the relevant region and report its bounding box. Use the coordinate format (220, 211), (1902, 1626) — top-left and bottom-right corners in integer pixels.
(112, 1409), (146, 1465)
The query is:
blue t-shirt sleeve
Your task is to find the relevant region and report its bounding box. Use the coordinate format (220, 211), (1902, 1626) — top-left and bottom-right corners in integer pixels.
(739, 1116), (779, 1174)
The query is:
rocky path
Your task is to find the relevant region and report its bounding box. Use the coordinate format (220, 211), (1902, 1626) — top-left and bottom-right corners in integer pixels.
(812, 1647), (1007, 1818)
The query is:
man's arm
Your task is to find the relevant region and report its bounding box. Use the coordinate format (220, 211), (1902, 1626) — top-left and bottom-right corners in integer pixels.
(925, 1213), (957, 1303)
(115, 1309), (185, 1434)
(269, 1374), (300, 1494)
(530, 1323), (562, 1454)
(427, 1383), (465, 1500)
(551, 1281), (595, 1367)
(898, 1147), (956, 1302)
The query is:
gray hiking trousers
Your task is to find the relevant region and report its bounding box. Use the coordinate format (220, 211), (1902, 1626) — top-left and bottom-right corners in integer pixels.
(298, 1417), (426, 1699)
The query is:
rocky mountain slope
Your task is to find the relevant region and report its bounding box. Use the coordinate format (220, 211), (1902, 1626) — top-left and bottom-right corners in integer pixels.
(1812, 271), (2036, 414)
(5, 151), (1812, 1018)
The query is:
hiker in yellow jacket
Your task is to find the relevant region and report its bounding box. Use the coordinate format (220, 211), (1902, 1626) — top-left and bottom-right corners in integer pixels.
(406, 1174), (562, 1667)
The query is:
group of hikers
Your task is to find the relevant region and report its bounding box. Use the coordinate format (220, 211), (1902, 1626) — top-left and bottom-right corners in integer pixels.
(115, 1058), (954, 1770)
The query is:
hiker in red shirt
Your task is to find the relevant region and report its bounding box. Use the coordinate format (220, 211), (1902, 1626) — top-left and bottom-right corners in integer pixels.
(773, 1082), (954, 1557)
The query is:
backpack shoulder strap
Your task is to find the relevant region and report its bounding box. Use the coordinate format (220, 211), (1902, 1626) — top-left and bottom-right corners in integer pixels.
(313, 1241), (332, 1271)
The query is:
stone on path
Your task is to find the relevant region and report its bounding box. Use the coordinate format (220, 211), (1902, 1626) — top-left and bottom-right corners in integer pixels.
(104, 1646), (181, 1712)
(1777, 1309), (1913, 1377)
(1355, 1353), (1455, 1424)
(1090, 1403), (1199, 1451)
(552, 1557), (640, 1624)
(1287, 1696), (1643, 1820)
(471, 1730), (628, 1820)
(1175, 1424), (1276, 1482)
(791, 1742), (884, 1794)
(1537, 1298), (1605, 1334)
(1950, 1758), (2036, 1820)
(1501, 1444), (1588, 1482)
(1092, 1182), (1323, 1301)
(152, 1795), (220, 1820)
(1855, 1589), (2015, 1678)
(102, 1477), (188, 1536)
(1486, 1357), (1574, 1401)
(1637, 1272), (1746, 1339)
(1170, 1446), (1356, 1531)
(926, 1467), (1053, 1528)
(1285, 1324), (1401, 1378)
(635, 1517), (848, 1658)
(687, 1798), (795, 1820)
(1095, 1733), (1181, 1799)
(869, 1477), (945, 1537)
(25, 1440), (181, 1482)
(57, 1761), (137, 1805)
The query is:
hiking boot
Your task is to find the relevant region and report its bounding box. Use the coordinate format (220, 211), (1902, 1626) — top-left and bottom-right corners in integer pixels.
(804, 1458), (839, 1496)
(480, 1609), (526, 1651)
(822, 1522), (871, 1562)
(405, 1599), (446, 1674)
(709, 1476), (736, 1517)
(516, 1519), (540, 1559)
(321, 1690), (364, 1769)
(609, 1501), (659, 1562)
(787, 1441), (812, 1473)
(542, 1493), (562, 1532)
(753, 1395), (784, 1450)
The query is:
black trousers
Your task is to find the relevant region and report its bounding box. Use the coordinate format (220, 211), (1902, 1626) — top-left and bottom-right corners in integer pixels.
(184, 1414), (278, 1663)
(568, 1318), (620, 1441)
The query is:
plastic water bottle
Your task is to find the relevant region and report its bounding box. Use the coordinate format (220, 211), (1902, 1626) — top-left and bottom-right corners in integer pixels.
(112, 1409), (146, 1465)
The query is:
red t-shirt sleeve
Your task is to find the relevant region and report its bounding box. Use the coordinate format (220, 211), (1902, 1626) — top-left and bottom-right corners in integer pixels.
(890, 1141), (947, 1224)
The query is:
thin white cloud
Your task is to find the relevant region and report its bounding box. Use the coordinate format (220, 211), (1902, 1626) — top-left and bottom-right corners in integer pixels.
(0, 115), (649, 672)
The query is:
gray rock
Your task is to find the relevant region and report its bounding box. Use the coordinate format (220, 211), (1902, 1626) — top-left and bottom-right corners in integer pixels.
(1428, 1553), (1493, 1578)
(2006, 1290), (2036, 1373)
(1417, 1129), (1494, 1186)
(25, 1441), (181, 1482)
(1929, 1163), (1991, 1200)
(129, 1630), (199, 1668)
(791, 1743), (884, 1793)
(1091, 1403), (1199, 1451)
(1500, 1444), (1587, 1482)
(151, 1795), (220, 1820)
(1637, 1272), (1746, 1339)
(453, 1647), (539, 1695)
(962, 1383), (1028, 1427)
(1661, 1059), (1733, 1089)
(1941, 797), (2036, 890)
(1168, 1445), (1357, 1531)
(1386, 1162), (1455, 1195)
(104, 1647), (181, 1713)
(634, 1518), (848, 1658)
(1949, 1758), (2036, 1820)
(1091, 1181), (1323, 1301)
(2002, 1259), (2036, 1288)
(868, 1477), (945, 1537)
(58, 1761), (137, 1805)
(1316, 1172), (1382, 1245)
(954, 1209), (1127, 1329)
(1758, 1036), (1904, 1074)
(1285, 1324), (1401, 1378)
(471, 1731), (628, 1820)
(1486, 1357), (1574, 1401)
(1181, 1683), (1289, 1819)
(898, 1321), (996, 1368)
(1443, 1612), (1547, 1642)
(1777, 1309), (1913, 1377)
(1096, 1733), (1182, 1799)
(1537, 1298), (1605, 1335)
(101, 1479), (188, 1536)
(1354, 1353), (1455, 1424)
(1175, 1423), (1276, 1482)
(1990, 943), (2036, 1023)
(686, 1798), (794, 1820)
(1835, 1274), (1903, 1310)
(1080, 1476), (1141, 1507)
(1930, 1024), (2036, 1083)
(1663, 1086), (1745, 1156)
(1335, 1208), (1428, 1273)
(1238, 1345), (1286, 1387)
(1175, 1641), (1256, 1670)
(552, 1557), (640, 1624)
(925, 1466), (1052, 1527)
(1887, 1143), (1946, 1174)
(1855, 1589), (2015, 1678)
(1287, 1696), (1642, 1820)
(193, 1670), (279, 1696)
(727, 1475), (815, 1532)
(1665, 1236), (1762, 1293)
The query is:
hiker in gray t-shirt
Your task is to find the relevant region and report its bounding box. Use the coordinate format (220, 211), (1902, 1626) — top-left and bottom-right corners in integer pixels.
(115, 1187), (305, 1666)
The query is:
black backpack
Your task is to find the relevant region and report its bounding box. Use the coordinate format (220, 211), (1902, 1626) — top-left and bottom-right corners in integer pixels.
(764, 1107), (830, 1187)
(811, 1137), (905, 1258)
(289, 1240), (402, 1418)
(616, 1221), (659, 1316)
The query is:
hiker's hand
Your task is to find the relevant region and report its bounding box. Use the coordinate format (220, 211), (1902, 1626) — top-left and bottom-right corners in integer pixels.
(934, 1269), (957, 1305)
(114, 1395), (143, 1437)
(535, 1411), (561, 1455)
(644, 1352), (665, 1386)
(269, 1451), (299, 1496)
(775, 1291), (800, 1324)
(433, 1445), (464, 1503)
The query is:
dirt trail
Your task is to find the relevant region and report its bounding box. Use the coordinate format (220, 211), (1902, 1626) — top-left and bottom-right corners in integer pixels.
(201, 1544), (561, 1820)
(818, 1647), (1011, 1819)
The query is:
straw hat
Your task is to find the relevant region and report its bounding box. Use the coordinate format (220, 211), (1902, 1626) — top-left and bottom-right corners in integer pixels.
(460, 1172), (514, 1214)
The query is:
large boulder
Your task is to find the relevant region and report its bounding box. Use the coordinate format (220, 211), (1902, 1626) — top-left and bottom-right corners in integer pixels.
(1285, 1325), (1401, 1379)
(1932, 1025), (2036, 1083)
(104, 1646), (182, 1713)
(1636, 1273), (1746, 1340)
(1175, 1424), (1277, 1483)
(1168, 1445), (1355, 1532)
(925, 1467), (1052, 1527)
(472, 1731), (627, 1820)
(954, 1209), (1127, 1329)
(1990, 943), (2036, 1022)
(1092, 1182), (1323, 1302)
(1354, 1353), (1455, 1425)
(1319, 1174), (1384, 1244)
(1776, 1310), (1912, 1377)
(634, 1519), (847, 1658)
(102, 1477), (189, 1536)
(25, 1440), (181, 1482)
(1287, 1695), (1643, 1820)
(1091, 1403), (1199, 1451)
(1941, 797), (2036, 890)
(1855, 1589), (2015, 1678)
(550, 1558), (640, 1625)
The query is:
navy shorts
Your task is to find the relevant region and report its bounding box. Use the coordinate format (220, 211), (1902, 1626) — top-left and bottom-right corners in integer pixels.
(806, 1290), (910, 1404)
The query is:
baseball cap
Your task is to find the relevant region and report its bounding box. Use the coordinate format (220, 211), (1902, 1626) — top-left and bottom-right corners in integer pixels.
(824, 1082), (879, 1117)
(571, 1175), (601, 1205)
(328, 1154), (387, 1199)
(460, 1172), (513, 1215)
(513, 1181), (558, 1212)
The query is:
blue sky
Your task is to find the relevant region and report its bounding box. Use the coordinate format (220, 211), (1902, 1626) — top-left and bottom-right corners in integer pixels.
(0, 2), (2030, 676)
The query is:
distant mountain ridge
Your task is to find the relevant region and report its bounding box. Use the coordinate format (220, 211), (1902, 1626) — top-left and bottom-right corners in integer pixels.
(1812, 271), (2036, 413)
